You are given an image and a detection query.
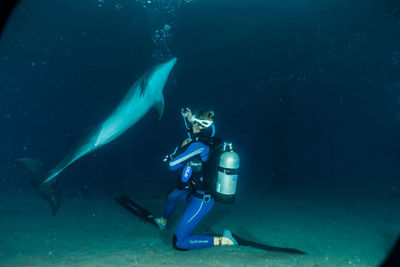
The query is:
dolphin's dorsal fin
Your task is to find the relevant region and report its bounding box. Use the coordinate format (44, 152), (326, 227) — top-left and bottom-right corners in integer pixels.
(137, 66), (156, 97)
(154, 95), (165, 120)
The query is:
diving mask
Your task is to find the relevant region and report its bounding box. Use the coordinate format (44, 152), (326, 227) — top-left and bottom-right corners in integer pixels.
(191, 115), (213, 128)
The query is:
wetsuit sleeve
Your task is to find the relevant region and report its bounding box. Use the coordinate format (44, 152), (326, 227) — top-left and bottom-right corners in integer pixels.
(169, 142), (210, 171)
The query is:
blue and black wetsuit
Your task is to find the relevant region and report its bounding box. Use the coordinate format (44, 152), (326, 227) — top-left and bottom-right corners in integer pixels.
(164, 139), (215, 250)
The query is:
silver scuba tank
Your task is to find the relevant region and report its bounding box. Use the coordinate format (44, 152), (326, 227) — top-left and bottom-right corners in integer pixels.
(213, 142), (239, 203)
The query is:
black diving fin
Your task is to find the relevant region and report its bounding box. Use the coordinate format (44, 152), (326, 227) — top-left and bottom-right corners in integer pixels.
(115, 195), (158, 228)
(115, 196), (307, 255)
(231, 233), (307, 255)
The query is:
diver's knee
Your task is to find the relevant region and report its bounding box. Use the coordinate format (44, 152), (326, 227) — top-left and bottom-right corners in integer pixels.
(172, 235), (188, 251)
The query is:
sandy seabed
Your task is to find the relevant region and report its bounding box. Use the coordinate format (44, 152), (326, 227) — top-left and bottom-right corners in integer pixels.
(1, 189), (399, 267)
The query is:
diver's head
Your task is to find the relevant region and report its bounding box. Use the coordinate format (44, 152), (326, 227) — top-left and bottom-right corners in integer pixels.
(191, 109), (215, 138)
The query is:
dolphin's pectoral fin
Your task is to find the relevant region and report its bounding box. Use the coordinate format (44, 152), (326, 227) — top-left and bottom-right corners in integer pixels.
(17, 158), (61, 216)
(139, 69), (153, 97)
(139, 78), (147, 97)
(154, 95), (165, 120)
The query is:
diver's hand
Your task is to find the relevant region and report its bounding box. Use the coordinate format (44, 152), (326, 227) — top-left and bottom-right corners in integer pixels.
(183, 108), (192, 122)
(181, 138), (192, 147)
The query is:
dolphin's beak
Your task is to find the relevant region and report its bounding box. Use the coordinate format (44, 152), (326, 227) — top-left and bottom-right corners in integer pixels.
(164, 57), (178, 72)
(169, 57), (178, 65)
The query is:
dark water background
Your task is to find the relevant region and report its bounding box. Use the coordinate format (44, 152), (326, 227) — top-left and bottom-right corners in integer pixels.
(1, 0), (400, 200)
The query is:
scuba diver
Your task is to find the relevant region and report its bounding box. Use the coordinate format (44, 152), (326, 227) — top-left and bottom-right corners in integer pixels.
(154, 108), (238, 251)
(115, 109), (306, 254)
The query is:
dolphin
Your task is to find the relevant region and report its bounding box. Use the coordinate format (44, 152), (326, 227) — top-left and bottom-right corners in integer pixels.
(18, 57), (177, 215)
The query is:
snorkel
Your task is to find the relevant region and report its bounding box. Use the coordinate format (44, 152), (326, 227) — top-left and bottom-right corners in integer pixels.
(163, 108), (193, 162)
(181, 108), (193, 140)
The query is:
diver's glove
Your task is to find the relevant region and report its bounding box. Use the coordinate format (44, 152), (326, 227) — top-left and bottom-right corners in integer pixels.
(181, 107), (193, 122)
(181, 138), (192, 147)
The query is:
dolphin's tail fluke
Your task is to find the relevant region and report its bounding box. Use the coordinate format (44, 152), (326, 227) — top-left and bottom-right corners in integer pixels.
(17, 158), (61, 216)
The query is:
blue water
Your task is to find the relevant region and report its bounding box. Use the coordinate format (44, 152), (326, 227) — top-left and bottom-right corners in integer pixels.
(1, 0), (400, 248)
(1, 0), (400, 193)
